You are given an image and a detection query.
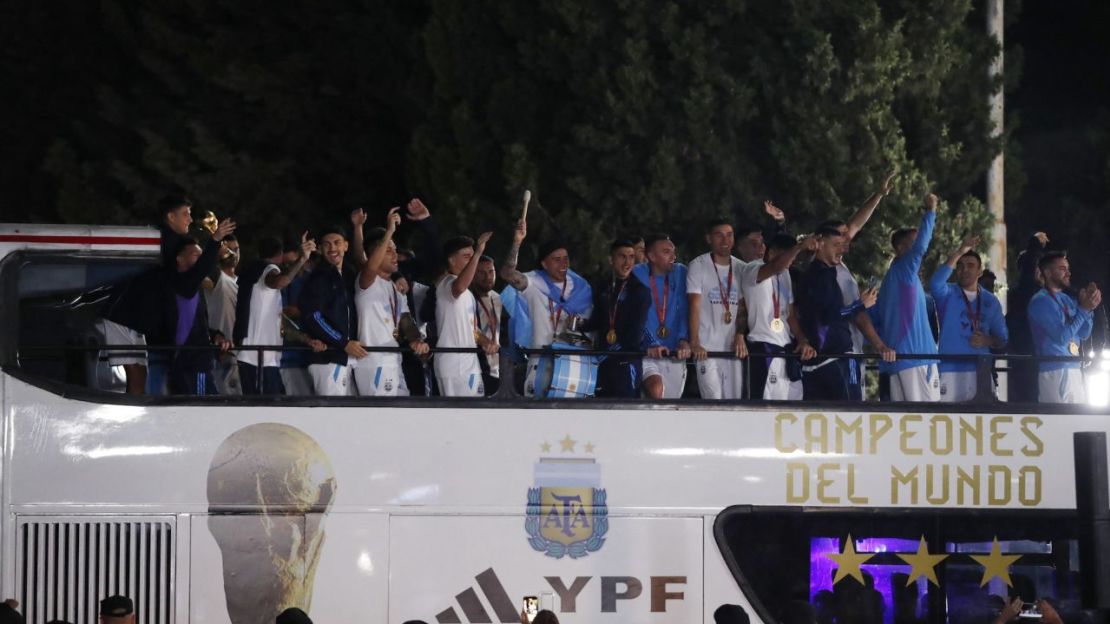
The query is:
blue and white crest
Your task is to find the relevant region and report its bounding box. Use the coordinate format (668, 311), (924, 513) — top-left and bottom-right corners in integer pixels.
(525, 442), (608, 559)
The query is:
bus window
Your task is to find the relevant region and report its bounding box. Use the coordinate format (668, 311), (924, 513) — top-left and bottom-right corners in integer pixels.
(11, 254), (156, 388)
(714, 507), (1102, 624)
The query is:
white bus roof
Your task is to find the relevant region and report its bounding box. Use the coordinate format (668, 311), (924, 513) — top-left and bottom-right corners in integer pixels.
(0, 223), (160, 261)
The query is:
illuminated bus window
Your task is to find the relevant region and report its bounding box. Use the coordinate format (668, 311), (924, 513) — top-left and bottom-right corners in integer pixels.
(714, 508), (1105, 624)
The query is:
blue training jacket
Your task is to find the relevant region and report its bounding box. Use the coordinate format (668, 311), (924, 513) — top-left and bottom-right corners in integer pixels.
(929, 265), (1008, 373)
(1028, 288), (1093, 371)
(875, 210), (939, 374)
(631, 263), (689, 350)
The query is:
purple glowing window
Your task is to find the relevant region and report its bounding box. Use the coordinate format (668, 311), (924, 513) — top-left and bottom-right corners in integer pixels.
(811, 537), (927, 624)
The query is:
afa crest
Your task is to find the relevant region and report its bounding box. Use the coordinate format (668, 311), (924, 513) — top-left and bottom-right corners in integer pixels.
(525, 436), (608, 559)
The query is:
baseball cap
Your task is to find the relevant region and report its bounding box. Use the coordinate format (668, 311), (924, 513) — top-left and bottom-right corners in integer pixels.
(276, 607), (313, 624)
(99, 595), (133, 617)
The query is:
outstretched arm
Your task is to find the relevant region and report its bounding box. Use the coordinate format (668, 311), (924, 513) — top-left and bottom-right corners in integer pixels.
(452, 232), (493, 298)
(267, 232), (317, 290)
(358, 208), (400, 290)
(756, 235), (818, 282)
(500, 219), (529, 291)
(350, 208), (368, 267)
(845, 170), (896, 239)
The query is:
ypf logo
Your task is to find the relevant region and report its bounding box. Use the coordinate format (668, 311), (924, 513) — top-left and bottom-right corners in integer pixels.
(525, 435), (608, 559)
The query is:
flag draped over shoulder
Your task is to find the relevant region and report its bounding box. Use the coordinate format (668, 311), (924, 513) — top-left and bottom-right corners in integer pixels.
(502, 269), (592, 349)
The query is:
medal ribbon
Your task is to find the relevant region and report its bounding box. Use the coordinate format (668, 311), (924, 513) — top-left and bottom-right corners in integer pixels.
(608, 278), (629, 336)
(1046, 289), (1072, 324)
(771, 275), (781, 321)
(388, 283), (400, 332)
(959, 287), (982, 331)
(477, 294), (497, 343)
(714, 260), (733, 317)
(650, 270), (669, 331)
(547, 279), (570, 329)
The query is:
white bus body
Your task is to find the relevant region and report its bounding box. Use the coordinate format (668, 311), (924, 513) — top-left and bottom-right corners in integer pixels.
(1, 225), (1108, 624)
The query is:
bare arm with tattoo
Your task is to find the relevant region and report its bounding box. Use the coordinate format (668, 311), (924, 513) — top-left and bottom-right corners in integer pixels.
(500, 218), (530, 291)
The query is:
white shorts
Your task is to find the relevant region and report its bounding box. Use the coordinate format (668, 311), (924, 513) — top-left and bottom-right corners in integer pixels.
(939, 370), (979, 402)
(1039, 368), (1086, 404)
(353, 358), (409, 397)
(280, 367), (314, 396)
(308, 363), (355, 396)
(763, 357), (803, 401)
(642, 357), (688, 399)
(98, 319), (147, 366)
(890, 364), (940, 402)
(696, 357), (744, 400)
(434, 354), (484, 397)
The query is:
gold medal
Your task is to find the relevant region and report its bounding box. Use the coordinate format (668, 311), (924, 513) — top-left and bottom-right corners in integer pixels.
(770, 318), (785, 333)
(474, 329), (483, 342)
(657, 326), (669, 339)
(1069, 341), (1080, 356)
(606, 329), (618, 345)
(393, 328), (400, 340)
(723, 309), (732, 324)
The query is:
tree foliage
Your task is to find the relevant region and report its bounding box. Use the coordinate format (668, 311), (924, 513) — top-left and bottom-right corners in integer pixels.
(411, 0), (1001, 278)
(2, 0), (1007, 281)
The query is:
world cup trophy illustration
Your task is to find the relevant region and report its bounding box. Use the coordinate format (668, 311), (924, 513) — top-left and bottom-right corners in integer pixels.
(207, 423), (337, 624)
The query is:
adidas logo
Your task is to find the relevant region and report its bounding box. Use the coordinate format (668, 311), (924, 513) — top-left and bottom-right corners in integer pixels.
(434, 567), (520, 623)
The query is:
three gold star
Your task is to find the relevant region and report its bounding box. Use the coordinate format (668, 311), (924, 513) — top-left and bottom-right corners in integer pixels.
(896, 536), (949, 587)
(826, 534), (874, 585)
(970, 537), (1022, 587)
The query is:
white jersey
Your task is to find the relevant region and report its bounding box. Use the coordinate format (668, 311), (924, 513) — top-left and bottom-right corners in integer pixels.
(235, 265), (281, 368)
(837, 262), (864, 352)
(740, 261), (794, 347)
(685, 253), (745, 350)
(355, 275), (409, 371)
(434, 274), (480, 379)
(521, 270), (590, 347)
(207, 270), (238, 342)
(474, 290), (502, 378)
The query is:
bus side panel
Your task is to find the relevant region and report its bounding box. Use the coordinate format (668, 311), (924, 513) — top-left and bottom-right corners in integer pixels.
(189, 513), (389, 624)
(388, 515), (704, 623)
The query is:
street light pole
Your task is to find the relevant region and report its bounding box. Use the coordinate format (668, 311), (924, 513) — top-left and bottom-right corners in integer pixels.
(987, 0), (1006, 297)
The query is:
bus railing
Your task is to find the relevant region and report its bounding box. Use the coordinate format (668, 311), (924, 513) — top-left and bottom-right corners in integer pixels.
(16, 342), (1108, 407)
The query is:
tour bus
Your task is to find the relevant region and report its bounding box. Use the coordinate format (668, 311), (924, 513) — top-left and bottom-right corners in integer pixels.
(1, 224), (1108, 624)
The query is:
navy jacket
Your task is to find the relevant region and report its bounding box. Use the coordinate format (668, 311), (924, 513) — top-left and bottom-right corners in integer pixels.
(300, 264), (358, 365)
(581, 275), (651, 353)
(799, 259), (862, 362)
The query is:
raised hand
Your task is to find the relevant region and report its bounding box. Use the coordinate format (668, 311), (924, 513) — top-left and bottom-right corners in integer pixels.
(386, 206), (402, 233)
(800, 235), (819, 252)
(405, 198), (431, 221)
(880, 170), (897, 196)
(511, 218), (527, 244)
(476, 231), (493, 251)
(1033, 231), (1049, 247)
(213, 218), (237, 242)
(350, 207), (368, 228)
(764, 199), (786, 223)
(300, 231), (317, 258)
(925, 193), (939, 212)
